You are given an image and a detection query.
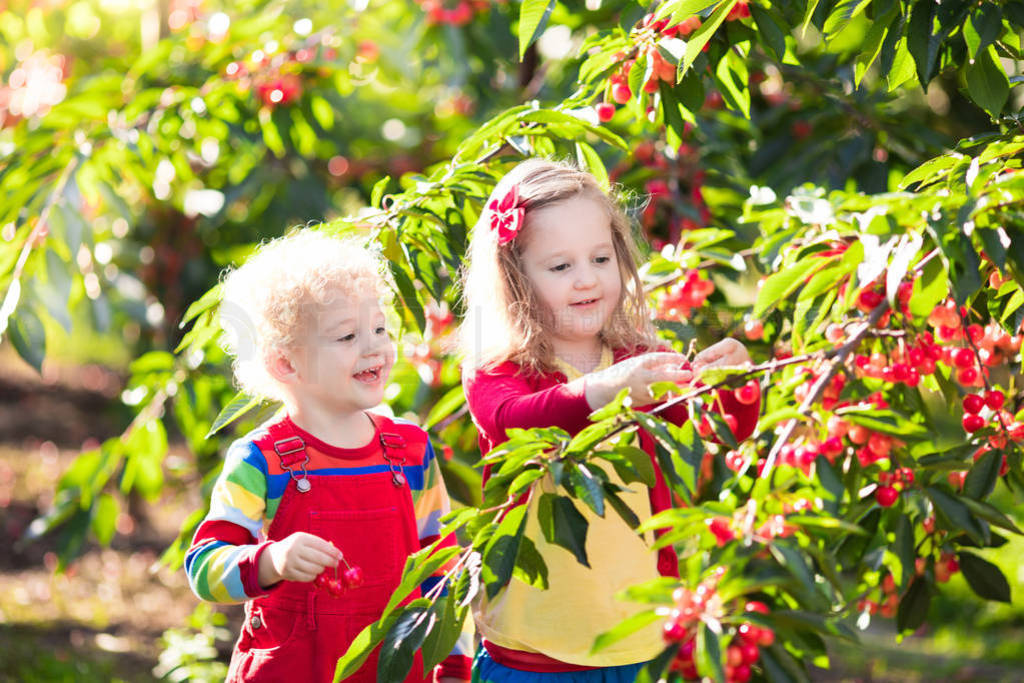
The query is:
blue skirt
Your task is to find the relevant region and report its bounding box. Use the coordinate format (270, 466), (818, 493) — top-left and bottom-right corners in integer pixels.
(471, 648), (647, 683)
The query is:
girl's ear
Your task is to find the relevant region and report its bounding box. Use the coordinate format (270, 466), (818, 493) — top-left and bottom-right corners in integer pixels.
(266, 348), (300, 384)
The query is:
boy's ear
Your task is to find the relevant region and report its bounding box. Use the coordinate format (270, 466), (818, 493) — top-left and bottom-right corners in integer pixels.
(266, 348), (300, 384)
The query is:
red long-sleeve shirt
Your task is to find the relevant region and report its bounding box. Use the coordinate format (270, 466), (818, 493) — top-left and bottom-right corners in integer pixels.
(463, 346), (760, 578)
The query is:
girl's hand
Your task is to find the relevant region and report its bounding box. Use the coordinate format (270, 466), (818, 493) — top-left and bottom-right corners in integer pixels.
(584, 352), (693, 409)
(692, 338), (750, 373)
(258, 532), (341, 588)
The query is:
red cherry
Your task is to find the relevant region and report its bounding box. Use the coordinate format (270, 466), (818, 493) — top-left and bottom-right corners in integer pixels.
(736, 380), (760, 405)
(731, 663), (752, 683)
(327, 578), (346, 597)
(724, 414), (738, 435)
(744, 600), (770, 614)
(962, 394), (985, 414)
(595, 102), (616, 122)
(875, 485), (899, 507)
(744, 318), (764, 340)
(727, 645), (744, 667)
(737, 623), (760, 644)
(342, 565), (364, 588)
(611, 83), (632, 104)
(821, 436), (844, 457)
(757, 628), (775, 647)
(953, 348), (975, 368)
(314, 572), (332, 590)
(985, 390), (1005, 410)
(957, 366), (979, 385)
(663, 618), (688, 642)
(740, 642), (760, 664)
(962, 414), (985, 433)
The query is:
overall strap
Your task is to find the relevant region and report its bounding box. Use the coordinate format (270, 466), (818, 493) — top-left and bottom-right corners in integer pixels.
(264, 418), (312, 493)
(367, 413), (408, 487)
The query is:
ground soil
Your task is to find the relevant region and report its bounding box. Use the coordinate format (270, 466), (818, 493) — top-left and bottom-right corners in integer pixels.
(0, 349), (238, 681)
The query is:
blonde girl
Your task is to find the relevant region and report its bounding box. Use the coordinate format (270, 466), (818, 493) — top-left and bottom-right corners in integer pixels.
(460, 159), (758, 682)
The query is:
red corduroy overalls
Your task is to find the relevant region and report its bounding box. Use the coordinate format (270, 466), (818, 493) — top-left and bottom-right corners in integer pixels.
(226, 416), (427, 683)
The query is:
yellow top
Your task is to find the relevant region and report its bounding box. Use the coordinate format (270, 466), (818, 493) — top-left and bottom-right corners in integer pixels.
(473, 347), (664, 666)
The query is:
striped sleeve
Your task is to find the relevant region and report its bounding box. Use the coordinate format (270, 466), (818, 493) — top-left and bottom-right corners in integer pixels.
(184, 438), (273, 603)
(412, 439), (472, 680)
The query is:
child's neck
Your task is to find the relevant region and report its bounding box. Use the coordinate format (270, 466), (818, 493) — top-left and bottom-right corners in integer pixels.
(285, 399), (376, 449)
(553, 336), (606, 374)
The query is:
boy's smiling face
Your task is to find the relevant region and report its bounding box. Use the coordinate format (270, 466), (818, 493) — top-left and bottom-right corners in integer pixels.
(286, 294), (395, 414)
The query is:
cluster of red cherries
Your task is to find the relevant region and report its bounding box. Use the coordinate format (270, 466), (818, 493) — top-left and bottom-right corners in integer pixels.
(654, 270), (716, 321)
(416, 0), (489, 26)
(314, 558), (364, 597)
(662, 574), (771, 682)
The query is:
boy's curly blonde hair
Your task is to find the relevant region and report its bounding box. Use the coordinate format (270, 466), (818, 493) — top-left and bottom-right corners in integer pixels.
(219, 228), (391, 401)
(459, 158), (657, 376)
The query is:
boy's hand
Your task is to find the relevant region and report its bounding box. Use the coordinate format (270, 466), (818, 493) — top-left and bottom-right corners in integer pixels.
(258, 532), (341, 588)
(692, 338), (750, 373)
(584, 352), (693, 409)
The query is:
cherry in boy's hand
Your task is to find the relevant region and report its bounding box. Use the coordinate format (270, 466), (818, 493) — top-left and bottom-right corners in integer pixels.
(258, 531), (341, 588)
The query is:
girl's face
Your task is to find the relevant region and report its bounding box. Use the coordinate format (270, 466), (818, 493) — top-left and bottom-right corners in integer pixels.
(519, 195), (622, 356)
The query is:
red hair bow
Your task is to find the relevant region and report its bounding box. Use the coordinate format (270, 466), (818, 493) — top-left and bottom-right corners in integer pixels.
(487, 185), (525, 245)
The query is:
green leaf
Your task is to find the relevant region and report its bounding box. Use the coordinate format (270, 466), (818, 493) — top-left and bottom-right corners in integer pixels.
(896, 577), (931, 632)
(966, 45), (1009, 120)
(958, 551), (1011, 602)
(590, 609), (661, 653)
(753, 257), (826, 318)
(207, 392), (264, 438)
(423, 384), (465, 429)
(603, 487), (641, 529)
(512, 535), (549, 589)
(769, 541), (820, 604)
(575, 142), (608, 191)
(377, 607), (434, 683)
(90, 493), (119, 546)
(696, 622), (724, 681)
(604, 445), (657, 488)
(960, 497), (1023, 535)
(925, 486), (988, 545)
(681, 1), (738, 75)
(7, 308), (46, 373)
(966, 5), (1003, 61)
(536, 494), (590, 567)
(333, 598), (429, 681)
(715, 48), (750, 118)
(823, 0), (871, 37)
(635, 642), (679, 683)
(907, 0), (941, 86)
(567, 463), (605, 517)
(963, 447), (1001, 500)
(518, 0), (556, 59)
(895, 514), (915, 586)
(419, 595), (468, 673)
(482, 504), (528, 599)
(750, 4), (787, 61)
(908, 257), (949, 325)
(385, 544), (462, 615)
(657, 0), (718, 23)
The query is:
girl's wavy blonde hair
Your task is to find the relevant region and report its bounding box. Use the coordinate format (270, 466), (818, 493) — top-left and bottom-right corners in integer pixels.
(218, 228), (391, 401)
(459, 158), (656, 376)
